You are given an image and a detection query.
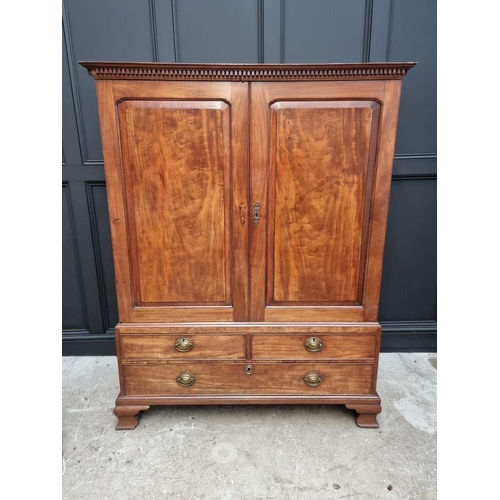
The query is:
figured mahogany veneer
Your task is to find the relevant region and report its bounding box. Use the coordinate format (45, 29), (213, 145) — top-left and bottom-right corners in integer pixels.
(251, 334), (377, 360)
(121, 334), (246, 360)
(118, 100), (232, 306)
(81, 62), (414, 430)
(121, 362), (374, 396)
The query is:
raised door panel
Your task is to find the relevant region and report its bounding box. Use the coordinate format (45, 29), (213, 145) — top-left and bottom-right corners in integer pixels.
(96, 81), (249, 322)
(250, 81), (401, 322)
(119, 100), (231, 306)
(270, 101), (379, 305)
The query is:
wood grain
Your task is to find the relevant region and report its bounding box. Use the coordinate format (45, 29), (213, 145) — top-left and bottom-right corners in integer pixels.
(122, 362), (374, 396)
(120, 334), (246, 360)
(270, 101), (379, 304)
(116, 322), (380, 334)
(95, 80), (249, 323)
(119, 100), (230, 305)
(346, 402), (382, 428)
(230, 82), (250, 321)
(95, 81), (134, 322)
(114, 405), (150, 430)
(263, 306), (364, 322)
(250, 81), (388, 323)
(249, 83), (269, 321)
(363, 80), (403, 321)
(251, 334), (376, 360)
(115, 393), (382, 406)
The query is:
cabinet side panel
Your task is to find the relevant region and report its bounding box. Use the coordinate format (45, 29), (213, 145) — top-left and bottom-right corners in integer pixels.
(118, 100), (231, 305)
(363, 80), (403, 320)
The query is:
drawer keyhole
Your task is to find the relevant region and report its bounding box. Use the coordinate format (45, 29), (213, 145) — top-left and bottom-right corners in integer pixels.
(244, 364), (254, 375)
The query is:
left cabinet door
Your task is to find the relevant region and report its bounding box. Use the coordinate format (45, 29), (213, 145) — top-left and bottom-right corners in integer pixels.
(95, 81), (249, 323)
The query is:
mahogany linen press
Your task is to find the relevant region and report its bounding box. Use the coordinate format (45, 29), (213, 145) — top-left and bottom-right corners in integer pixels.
(81, 62), (415, 429)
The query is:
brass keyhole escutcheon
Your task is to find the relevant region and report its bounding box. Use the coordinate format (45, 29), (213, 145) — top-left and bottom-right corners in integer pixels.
(253, 202), (260, 226)
(304, 337), (323, 352)
(176, 372), (195, 387)
(244, 364), (254, 375)
(303, 372), (322, 387)
(174, 337), (193, 352)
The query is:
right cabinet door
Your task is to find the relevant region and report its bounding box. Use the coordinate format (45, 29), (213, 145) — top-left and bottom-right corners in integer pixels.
(250, 80), (401, 322)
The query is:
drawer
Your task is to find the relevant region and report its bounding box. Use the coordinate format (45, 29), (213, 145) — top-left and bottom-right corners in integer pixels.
(251, 334), (376, 360)
(120, 334), (246, 360)
(122, 362), (374, 396)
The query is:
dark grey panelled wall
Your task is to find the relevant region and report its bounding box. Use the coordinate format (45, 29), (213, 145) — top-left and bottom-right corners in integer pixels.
(62, 0), (437, 355)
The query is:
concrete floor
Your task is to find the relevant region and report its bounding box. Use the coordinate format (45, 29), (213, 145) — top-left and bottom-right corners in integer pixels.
(62, 353), (436, 500)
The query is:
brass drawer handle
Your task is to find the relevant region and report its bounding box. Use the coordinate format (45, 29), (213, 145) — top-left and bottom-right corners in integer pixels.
(174, 337), (194, 352)
(304, 337), (323, 352)
(303, 372), (322, 387)
(176, 372), (195, 387)
(239, 203), (247, 225)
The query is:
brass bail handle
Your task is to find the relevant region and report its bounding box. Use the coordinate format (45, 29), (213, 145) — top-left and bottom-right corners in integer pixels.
(303, 372), (322, 387)
(304, 337), (323, 352)
(176, 372), (195, 387)
(239, 203), (247, 226)
(174, 337), (193, 352)
(253, 202), (260, 226)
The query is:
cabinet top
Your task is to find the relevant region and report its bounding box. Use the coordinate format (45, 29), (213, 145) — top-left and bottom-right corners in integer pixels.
(80, 61), (416, 82)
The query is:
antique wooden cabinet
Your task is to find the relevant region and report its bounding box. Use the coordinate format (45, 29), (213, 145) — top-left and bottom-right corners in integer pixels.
(81, 62), (414, 429)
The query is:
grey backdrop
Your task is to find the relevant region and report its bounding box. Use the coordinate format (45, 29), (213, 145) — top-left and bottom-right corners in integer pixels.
(62, 0), (437, 355)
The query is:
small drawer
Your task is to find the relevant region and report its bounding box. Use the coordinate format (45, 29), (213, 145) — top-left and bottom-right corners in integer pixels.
(251, 334), (376, 360)
(120, 334), (246, 360)
(122, 362), (374, 396)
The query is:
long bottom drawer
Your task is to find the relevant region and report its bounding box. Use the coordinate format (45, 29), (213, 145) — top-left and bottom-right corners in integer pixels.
(122, 362), (374, 396)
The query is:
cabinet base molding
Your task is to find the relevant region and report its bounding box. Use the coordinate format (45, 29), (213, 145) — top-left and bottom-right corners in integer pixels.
(114, 395), (381, 428)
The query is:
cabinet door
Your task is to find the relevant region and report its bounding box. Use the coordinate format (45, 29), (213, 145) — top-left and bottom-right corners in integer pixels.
(96, 81), (249, 322)
(250, 81), (401, 322)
